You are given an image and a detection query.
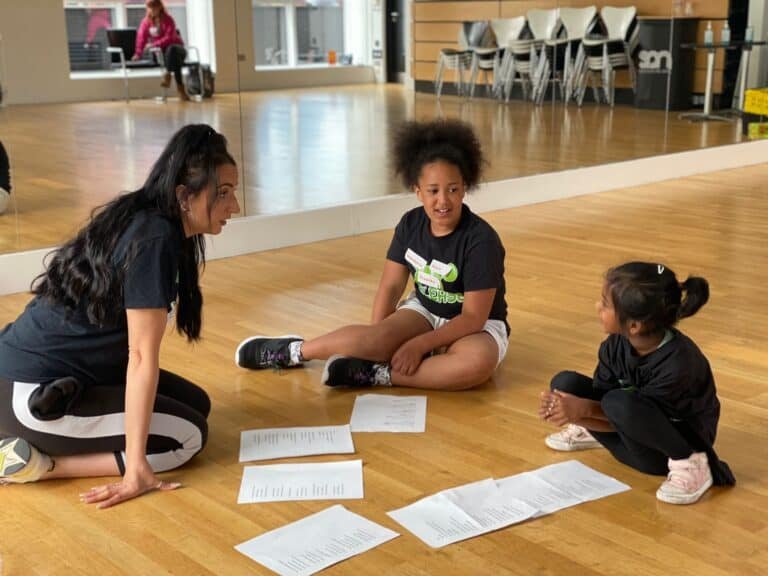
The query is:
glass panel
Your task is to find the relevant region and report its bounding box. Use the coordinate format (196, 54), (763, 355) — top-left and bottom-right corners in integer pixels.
(252, 6), (288, 66)
(64, 7), (116, 71)
(296, 2), (344, 64)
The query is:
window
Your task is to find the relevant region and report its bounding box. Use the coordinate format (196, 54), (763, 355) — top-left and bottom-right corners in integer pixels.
(253, 5), (288, 66)
(63, 1), (188, 72)
(252, 1), (344, 68)
(296, 3), (343, 64)
(64, 3), (118, 71)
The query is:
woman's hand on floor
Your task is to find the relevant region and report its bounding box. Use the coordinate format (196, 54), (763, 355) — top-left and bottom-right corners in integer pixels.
(80, 457), (180, 509)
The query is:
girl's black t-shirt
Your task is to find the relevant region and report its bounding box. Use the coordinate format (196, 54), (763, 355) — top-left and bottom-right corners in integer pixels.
(386, 204), (508, 332)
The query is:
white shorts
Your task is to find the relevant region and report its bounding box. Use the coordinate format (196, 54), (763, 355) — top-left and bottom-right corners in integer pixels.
(397, 292), (509, 367)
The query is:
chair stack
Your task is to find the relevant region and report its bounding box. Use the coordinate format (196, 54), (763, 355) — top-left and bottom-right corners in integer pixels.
(435, 6), (638, 107)
(434, 21), (495, 98)
(576, 6), (639, 106)
(534, 7), (598, 104)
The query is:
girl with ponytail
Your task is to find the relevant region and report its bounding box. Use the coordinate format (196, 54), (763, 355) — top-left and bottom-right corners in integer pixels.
(0, 124), (240, 508)
(539, 261), (734, 505)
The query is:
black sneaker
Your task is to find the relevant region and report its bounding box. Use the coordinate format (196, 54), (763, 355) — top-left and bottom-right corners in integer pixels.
(235, 335), (303, 369)
(321, 355), (391, 387)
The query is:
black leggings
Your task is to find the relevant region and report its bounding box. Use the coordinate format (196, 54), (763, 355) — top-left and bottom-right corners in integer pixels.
(163, 44), (187, 85)
(0, 370), (209, 474)
(551, 371), (696, 475)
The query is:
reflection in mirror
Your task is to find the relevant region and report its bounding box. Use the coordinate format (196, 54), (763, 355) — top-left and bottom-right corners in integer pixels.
(411, 0), (749, 173)
(0, 0), (244, 256)
(1, 0), (765, 259)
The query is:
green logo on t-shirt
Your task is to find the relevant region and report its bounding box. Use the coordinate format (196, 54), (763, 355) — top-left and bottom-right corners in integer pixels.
(406, 248), (463, 305)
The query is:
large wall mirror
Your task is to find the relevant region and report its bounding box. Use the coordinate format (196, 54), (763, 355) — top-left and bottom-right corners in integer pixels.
(0, 0), (764, 259)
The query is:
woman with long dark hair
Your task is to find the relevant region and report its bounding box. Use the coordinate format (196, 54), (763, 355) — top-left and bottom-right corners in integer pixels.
(0, 124), (240, 508)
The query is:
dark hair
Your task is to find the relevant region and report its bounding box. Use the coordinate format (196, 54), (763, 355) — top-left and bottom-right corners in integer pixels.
(32, 124), (236, 341)
(605, 262), (709, 335)
(392, 119), (484, 191)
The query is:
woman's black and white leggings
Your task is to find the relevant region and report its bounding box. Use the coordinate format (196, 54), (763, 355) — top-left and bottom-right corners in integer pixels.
(0, 370), (209, 474)
(551, 371), (700, 476)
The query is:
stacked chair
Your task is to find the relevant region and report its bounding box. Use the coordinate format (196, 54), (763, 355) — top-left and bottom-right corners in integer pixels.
(575, 6), (638, 106)
(499, 9), (561, 103)
(533, 6), (598, 104)
(468, 17), (526, 99)
(434, 21), (495, 98)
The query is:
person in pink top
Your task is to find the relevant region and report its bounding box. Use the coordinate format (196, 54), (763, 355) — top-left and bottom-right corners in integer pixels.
(133, 0), (189, 100)
(85, 9), (112, 45)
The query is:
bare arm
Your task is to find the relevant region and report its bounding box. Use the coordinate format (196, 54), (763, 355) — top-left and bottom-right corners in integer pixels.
(391, 288), (496, 375)
(82, 308), (180, 508)
(371, 260), (410, 324)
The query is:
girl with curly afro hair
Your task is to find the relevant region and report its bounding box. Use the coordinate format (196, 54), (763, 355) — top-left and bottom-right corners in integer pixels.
(236, 119), (510, 391)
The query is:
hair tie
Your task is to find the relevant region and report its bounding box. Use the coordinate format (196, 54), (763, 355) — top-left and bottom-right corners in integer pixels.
(657, 265), (665, 274)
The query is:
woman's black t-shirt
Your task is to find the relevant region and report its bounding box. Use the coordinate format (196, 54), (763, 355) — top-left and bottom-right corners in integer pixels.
(0, 212), (182, 387)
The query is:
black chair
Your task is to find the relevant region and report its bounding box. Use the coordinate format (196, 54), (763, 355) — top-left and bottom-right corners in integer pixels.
(106, 28), (157, 68)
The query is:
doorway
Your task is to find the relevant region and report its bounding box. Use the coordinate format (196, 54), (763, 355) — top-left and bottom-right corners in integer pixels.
(385, 0), (405, 83)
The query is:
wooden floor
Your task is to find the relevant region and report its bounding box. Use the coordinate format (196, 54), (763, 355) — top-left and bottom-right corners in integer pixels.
(0, 85), (746, 254)
(1, 163), (766, 575)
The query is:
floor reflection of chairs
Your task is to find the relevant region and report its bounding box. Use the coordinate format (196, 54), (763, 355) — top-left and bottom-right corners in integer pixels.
(435, 21), (494, 98)
(577, 6), (638, 107)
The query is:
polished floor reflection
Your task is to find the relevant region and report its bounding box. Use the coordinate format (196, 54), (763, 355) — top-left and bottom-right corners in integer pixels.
(1, 163), (766, 575)
(0, 84), (747, 254)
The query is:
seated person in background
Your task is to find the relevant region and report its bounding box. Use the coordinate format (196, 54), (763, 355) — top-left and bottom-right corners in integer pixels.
(0, 140), (10, 215)
(236, 119), (510, 391)
(135, 0), (189, 101)
(540, 262), (735, 505)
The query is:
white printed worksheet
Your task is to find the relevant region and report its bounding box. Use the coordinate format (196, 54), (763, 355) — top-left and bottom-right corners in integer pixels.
(235, 505), (399, 576)
(239, 424), (355, 462)
(387, 478), (538, 548)
(238, 460), (364, 504)
(349, 394), (427, 433)
(389, 461), (630, 548)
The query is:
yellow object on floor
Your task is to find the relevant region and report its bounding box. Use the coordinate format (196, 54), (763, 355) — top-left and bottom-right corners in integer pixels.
(744, 88), (768, 115)
(747, 122), (768, 140)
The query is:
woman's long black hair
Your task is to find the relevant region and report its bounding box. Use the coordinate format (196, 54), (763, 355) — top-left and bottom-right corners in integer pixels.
(32, 124), (236, 341)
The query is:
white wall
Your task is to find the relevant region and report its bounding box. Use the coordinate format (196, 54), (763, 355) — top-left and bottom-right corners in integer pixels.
(0, 0), (377, 105)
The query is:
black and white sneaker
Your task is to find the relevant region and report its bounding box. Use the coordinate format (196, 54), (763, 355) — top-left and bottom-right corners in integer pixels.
(235, 335), (304, 369)
(0, 437), (52, 484)
(321, 355), (392, 387)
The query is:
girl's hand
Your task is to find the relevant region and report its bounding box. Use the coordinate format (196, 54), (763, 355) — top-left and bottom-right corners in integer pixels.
(539, 391), (557, 421)
(80, 457), (180, 509)
(391, 339), (428, 376)
(540, 390), (588, 426)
